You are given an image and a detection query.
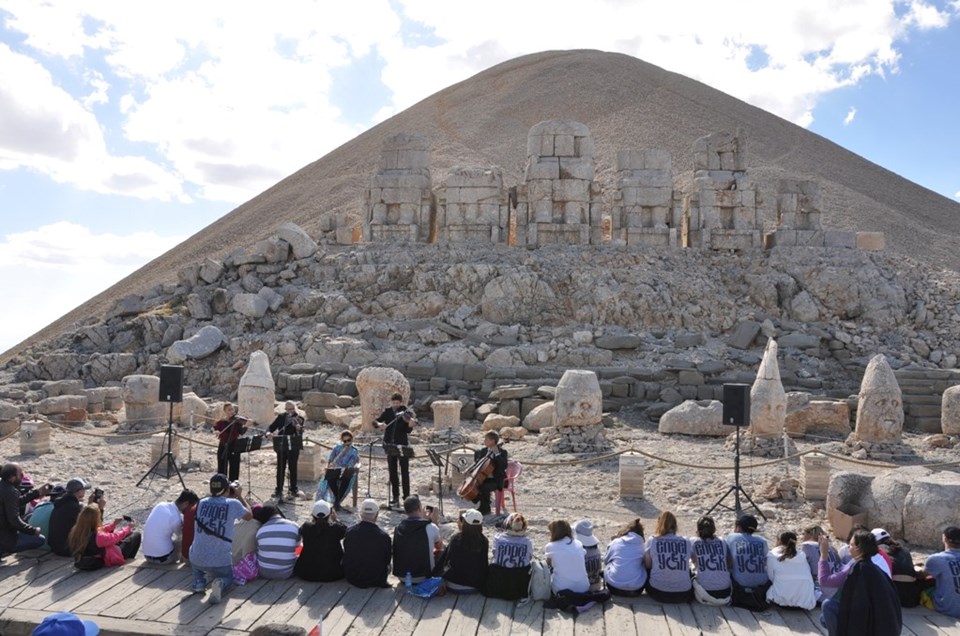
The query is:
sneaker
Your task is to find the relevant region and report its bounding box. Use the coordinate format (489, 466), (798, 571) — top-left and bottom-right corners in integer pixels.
(289, 489), (301, 497)
(191, 583), (206, 594)
(209, 578), (222, 604)
(334, 503), (342, 512)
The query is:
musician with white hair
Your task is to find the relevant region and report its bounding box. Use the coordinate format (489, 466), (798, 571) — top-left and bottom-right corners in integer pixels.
(267, 401), (304, 501)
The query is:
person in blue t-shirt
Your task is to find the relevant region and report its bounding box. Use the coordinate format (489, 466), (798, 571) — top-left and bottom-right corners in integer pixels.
(922, 526), (960, 619)
(725, 514), (770, 610)
(189, 474), (252, 604)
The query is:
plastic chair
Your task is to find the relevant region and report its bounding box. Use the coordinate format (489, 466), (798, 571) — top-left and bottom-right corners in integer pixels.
(495, 461), (522, 514)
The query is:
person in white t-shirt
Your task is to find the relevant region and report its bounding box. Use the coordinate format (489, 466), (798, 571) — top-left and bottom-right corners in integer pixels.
(143, 490), (200, 564)
(544, 519), (589, 596)
(766, 531), (816, 610)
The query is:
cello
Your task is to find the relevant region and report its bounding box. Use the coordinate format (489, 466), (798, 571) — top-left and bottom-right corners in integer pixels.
(457, 450), (496, 501)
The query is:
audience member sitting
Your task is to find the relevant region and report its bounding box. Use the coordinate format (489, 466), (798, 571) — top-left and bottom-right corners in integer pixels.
(766, 531), (816, 610)
(142, 489), (199, 565)
(392, 496), (442, 583)
(232, 503), (263, 566)
(24, 485), (65, 547)
(255, 505), (300, 580)
(295, 500), (346, 582)
(575, 519), (603, 591)
(873, 528), (922, 608)
(643, 511), (693, 603)
(726, 514), (770, 610)
(544, 519), (589, 596)
(690, 516), (731, 605)
(800, 525), (842, 600)
(181, 497), (198, 563)
(0, 462), (49, 557)
(839, 523), (892, 577)
(343, 499), (392, 588)
(189, 473), (253, 604)
(436, 509), (488, 593)
(921, 526), (960, 619)
(68, 504), (140, 569)
(485, 512), (533, 600)
(603, 518), (647, 597)
(819, 530), (901, 636)
(49, 477), (96, 557)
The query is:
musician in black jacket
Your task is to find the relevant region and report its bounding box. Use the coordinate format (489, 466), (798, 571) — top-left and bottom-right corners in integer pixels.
(471, 431), (508, 517)
(374, 393), (416, 508)
(268, 401), (304, 500)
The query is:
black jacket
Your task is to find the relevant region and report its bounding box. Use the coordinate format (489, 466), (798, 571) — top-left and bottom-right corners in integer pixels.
(295, 519), (346, 582)
(0, 480), (36, 553)
(377, 408), (412, 446)
(343, 521), (392, 588)
(48, 495), (83, 557)
(438, 532), (489, 590)
(392, 517), (432, 579)
(474, 446), (508, 489)
(837, 559), (903, 636)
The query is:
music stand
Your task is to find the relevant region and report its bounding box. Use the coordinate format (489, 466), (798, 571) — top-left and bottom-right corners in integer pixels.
(365, 440), (376, 498)
(239, 431), (265, 504)
(137, 400), (186, 490)
(425, 449), (447, 517)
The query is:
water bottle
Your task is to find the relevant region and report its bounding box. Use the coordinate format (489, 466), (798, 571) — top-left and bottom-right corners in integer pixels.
(405, 572), (412, 589)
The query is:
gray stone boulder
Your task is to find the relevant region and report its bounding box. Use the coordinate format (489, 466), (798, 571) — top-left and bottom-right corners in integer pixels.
(523, 402), (554, 432)
(178, 392), (209, 425)
(942, 385), (960, 435)
(595, 334), (642, 350)
(277, 222), (318, 260)
(232, 293), (269, 318)
(0, 400), (19, 421)
(658, 400), (728, 436)
(166, 325), (226, 364)
(482, 414), (520, 431)
(199, 258), (225, 284)
(257, 286), (284, 312)
(83, 353), (138, 386)
(44, 379), (85, 397)
(37, 395), (88, 416)
(186, 293), (212, 320)
(903, 470), (960, 547)
(727, 320), (760, 349)
(255, 237), (291, 263)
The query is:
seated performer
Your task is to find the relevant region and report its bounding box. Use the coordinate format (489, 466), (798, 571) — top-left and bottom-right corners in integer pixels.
(470, 431), (508, 518)
(268, 401), (304, 500)
(315, 429), (360, 511)
(213, 403), (250, 482)
(374, 393), (416, 508)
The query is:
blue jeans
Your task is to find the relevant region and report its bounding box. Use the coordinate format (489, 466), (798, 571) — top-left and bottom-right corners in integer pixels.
(191, 564), (233, 592)
(14, 532), (46, 552)
(820, 596), (839, 636)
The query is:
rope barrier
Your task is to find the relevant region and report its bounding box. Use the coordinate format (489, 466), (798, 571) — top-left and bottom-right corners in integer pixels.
(34, 415), (162, 440)
(0, 422), (21, 444)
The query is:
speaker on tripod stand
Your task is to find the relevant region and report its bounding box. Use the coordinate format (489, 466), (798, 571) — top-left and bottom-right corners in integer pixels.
(138, 365), (187, 490)
(705, 383), (766, 520)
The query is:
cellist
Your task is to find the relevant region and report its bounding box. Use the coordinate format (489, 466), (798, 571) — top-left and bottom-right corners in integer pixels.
(471, 431), (508, 518)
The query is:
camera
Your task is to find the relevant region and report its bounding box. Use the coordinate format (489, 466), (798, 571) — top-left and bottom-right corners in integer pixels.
(93, 488), (104, 501)
(122, 515), (133, 522)
(229, 480), (241, 490)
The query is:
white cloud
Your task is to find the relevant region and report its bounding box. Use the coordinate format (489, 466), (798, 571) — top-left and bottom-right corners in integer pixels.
(904, 0), (952, 28)
(0, 221), (187, 353)
(955, 190), (960, 199)
(844, 106), (858, 125)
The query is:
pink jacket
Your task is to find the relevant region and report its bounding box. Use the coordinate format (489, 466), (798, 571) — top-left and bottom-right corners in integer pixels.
(96, 521), (133, 567)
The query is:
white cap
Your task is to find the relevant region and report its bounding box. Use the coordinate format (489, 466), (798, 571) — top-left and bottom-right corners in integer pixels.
(463, 509), (483, 525)
(360, 499), (379, 516)
(312, 500), (331, 518)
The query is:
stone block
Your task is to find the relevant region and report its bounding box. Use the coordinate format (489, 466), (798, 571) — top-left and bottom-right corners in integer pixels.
(525, 159), (560, 181)
(463, 365), (487, 382)
(436, 362), (465, 381)
(489, 385), (535, 400)
(856, 232), (886, 250)
(499, 399), (521, 419)
(431, 400), (462, 430)
(795, 230), (826, 247)
(677, 370), (705, 386)
(304, 391), (340, 407)
(727, 320), (760, 349)
(20, 421), (51, 455)
(619, 452), (645, 499)
(800, 453), (830, 500)
(558, 157), (595, 181)
(595, 334), (641, 350)
(297, 443), (325, 482)
(823, 231), (856, 248)
(482, 414), (520, 431)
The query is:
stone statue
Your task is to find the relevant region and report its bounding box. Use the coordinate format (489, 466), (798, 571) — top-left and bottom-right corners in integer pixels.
(356, 367), (410, 433)
(238, 350), (276, 426)
(853, 354), (903, 443)
(750, 338), (786, 436)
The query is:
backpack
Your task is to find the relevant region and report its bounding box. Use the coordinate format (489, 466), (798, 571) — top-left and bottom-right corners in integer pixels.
(528, 559), (552, 601)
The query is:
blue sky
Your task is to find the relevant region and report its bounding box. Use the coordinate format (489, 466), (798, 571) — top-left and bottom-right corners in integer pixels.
(1, 0), (959, 353)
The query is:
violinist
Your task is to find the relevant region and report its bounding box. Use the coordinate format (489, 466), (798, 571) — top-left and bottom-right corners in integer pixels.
(471, 431), (508, 517)
(214, 403), (250, 482)
(374, 393), (416, 508)
(268, 401), (305, 500)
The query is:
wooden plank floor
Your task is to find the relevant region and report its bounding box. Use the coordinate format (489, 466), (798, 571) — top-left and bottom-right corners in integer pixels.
(2, 551), (958, 636)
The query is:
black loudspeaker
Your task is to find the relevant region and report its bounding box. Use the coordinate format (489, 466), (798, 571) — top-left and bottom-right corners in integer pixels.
(722, 383), (750, 427)
(158, 365), (184, 403)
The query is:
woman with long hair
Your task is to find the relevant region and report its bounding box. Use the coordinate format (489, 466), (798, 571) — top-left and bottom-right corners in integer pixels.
(485, 512), (533, 600)
(437, 509), (488, 593)
(800, 525), (843, 600)
(766, 531), (816, 610)
(603, 518), (647, 596)
(643, 511), (693, 603)
(544, 519), (589, 596)
(690, 516), (731, 605)
(68, 504), (140, 568)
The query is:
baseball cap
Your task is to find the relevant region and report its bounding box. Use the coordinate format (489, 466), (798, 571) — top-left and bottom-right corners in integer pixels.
(65, 478), (90, 494)
(462, 509), (483, 525)
(32, 611), (99, 635)
(209, 473), (229, 496)
(312, 500), (331, 518)
(49, 484), (67, 499)
(944, 526), (960, 544)
(737, 514), (759, 532)
(360, 499), (379, 516)
(575, 519), (599, 547)
(871, 528), (891, 544)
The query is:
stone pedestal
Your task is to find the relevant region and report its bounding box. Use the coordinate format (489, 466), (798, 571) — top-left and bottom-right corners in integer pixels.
(297, 443), (326, 482)
(431, 400), (462, 429)
(121, 375), (165, 428)
(449, 448), (478, 487)
(356, 367), (410, 433)
(619, 452), (645, 499)
(20, 421), (51, 455)
(149, 432), (180, 477)
(800, 453), (830, 500)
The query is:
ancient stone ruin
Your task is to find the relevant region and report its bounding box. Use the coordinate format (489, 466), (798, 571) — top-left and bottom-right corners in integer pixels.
(362, 132), (434, 242)
(612, 149), (680, 246)
(844, 354), (910, 459)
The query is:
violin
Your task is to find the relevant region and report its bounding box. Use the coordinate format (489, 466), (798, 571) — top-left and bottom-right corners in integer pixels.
(457, 451), (496, 501)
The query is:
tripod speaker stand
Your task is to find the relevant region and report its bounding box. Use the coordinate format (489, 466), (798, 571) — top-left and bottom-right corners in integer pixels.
(705, 383), (766, 520)
(137, 365), (187, 490)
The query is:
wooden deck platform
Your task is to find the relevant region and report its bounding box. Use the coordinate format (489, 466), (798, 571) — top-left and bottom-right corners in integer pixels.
(2, 551), (958, 636)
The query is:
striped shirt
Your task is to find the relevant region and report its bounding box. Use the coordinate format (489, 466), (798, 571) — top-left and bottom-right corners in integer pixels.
(256, 516), (300, 579)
